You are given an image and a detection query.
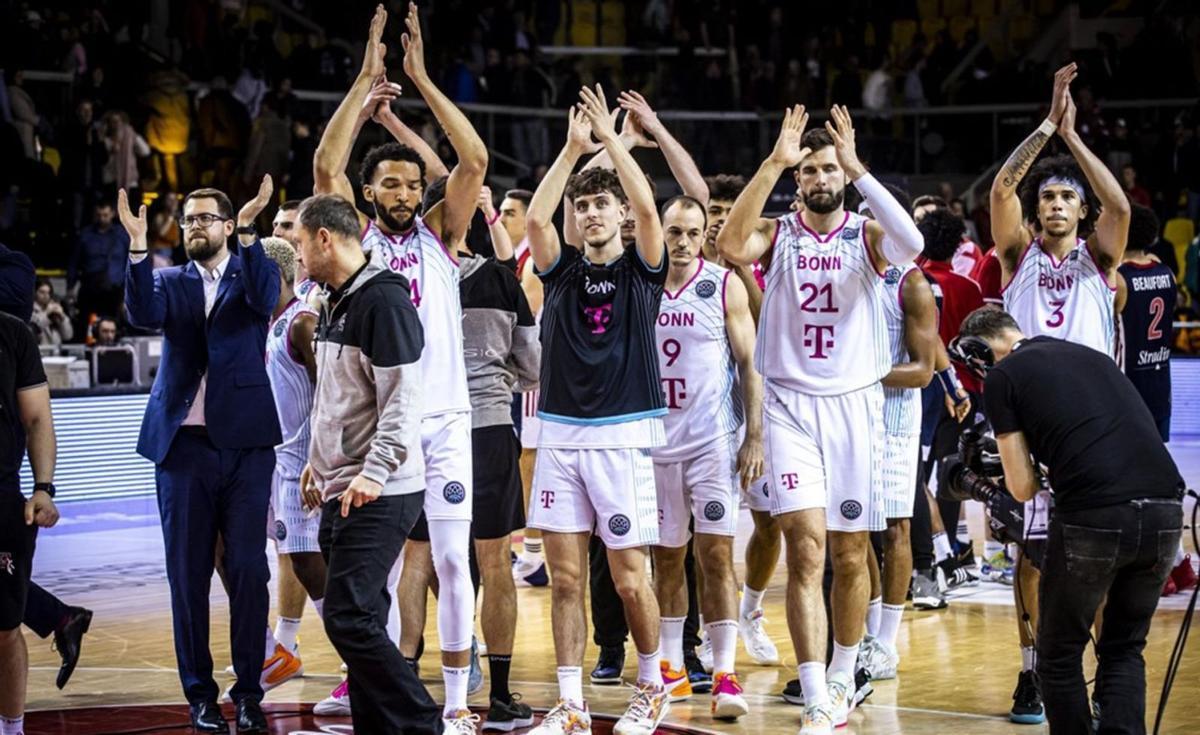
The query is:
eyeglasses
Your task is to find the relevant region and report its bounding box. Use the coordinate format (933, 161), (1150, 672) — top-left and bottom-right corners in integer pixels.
(179, 214), (229, 229)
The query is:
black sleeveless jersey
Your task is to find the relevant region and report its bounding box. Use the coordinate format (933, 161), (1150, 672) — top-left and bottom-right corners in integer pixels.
(536, 244), (668, 423)
(1117, 260), (1176, 422)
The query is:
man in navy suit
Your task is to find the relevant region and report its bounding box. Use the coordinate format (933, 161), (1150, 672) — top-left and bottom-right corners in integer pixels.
(120, 177), (282, 734)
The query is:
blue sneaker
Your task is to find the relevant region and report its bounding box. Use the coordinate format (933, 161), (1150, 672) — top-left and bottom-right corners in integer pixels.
(1010, 670), (1046, 724)
(468, 636), (484, 695)
(684, 649), (711, 693)
(513, 556), (549, 587)
(589, 645), (625, 684)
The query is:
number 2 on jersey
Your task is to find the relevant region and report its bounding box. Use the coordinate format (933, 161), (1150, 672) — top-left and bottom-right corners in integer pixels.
(1148, 296), (1164, 339)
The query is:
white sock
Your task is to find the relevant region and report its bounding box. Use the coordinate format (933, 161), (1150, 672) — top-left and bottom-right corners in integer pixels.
(558, 666), (584, 707)
(828, 640), (860, 681)
(740, 585), (766, 619)
(442, 665), (470, 714)
(659, 617), (686, 670)
(956, 521), (970, 544)
(798, 661), (827, 707)
(1021, 645), (1037, 672)
(636, 648), (663, 687)
(523, 538), (543, 560)
(0, 715), (24, 735)
(932, 532), (953, 563)
(878, 603), (904, 650)
(313, 598), (324, 620)
(387, 556), (402, 646)
(866, 596), (883, 638)
(698, 613), (706, 633)
(274, 616), (302, 652)
(264, 625), (279, 658)
(706, 619), (738, 674)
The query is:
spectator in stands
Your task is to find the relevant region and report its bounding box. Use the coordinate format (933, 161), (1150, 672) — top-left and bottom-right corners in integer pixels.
(149, 192), (181, 269)
(1121, 164), (1152, 209)
(141, 66), (191, 192)
(949, 198), (981, 244)
(30, 279), (73, 346)
(93, 317), (119, 348)
(100, 111), (149, 197)
(196, 77), (250, 196)
(69, 201), (130, 324)
(6, 70), (38, 159)
(242, 96), (291, 212)
(59, 99), (107, 230)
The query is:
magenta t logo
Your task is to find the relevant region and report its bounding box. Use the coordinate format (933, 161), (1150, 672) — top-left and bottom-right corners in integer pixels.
(802, 324), (835, 359)
(583, 303), (614, 334)
(539, 490), (555, 509)
(780, 473), (800, 491)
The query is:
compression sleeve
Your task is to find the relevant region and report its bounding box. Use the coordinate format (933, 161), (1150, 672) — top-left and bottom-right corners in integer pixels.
(854, 173), (924, 265)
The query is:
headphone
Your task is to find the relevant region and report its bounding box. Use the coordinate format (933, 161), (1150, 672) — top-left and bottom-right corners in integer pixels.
(948, 334), (996, 381)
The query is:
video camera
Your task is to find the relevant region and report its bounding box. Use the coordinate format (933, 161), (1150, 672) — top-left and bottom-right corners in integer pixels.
(938, 425), (1029, 546)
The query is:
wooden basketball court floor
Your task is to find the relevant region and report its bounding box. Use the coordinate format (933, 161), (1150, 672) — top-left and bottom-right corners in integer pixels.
(22, 444), (1200, 734)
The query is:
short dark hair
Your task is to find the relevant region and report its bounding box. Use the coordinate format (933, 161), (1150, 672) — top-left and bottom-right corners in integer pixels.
(565, 168), (627, 205)
(502, 189), (533, 208)
(801, 128), (834, 152)
(912, 194), (947, 212)
(959, 306), (1020, 341)
(1019, 155), (1099, 237)
(279, 199), (303, 212)
(358, 142), (427, 188)
(917, 208), (967, 262)
(660, 195), (708, 227)
(705, 174), (747, 203)
(1126, 203), (1160, 253)
(421, 175), (448, 213)
(298, 194), (362, 240)
(183, 188), (234, 219)
(95, 200), (114, 210)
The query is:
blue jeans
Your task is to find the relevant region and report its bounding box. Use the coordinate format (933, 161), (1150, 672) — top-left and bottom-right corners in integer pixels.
(1037, 497), (1182, 734)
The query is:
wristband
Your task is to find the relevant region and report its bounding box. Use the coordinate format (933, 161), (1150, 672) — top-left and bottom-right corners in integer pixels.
(936, 367), (967, 404)
(128, 249), (149, 255)
(486, 211), (500, 226)
(33, 482), (56, 498)
(1037, 118), (1056, 137)
(235, 225), (257, 237)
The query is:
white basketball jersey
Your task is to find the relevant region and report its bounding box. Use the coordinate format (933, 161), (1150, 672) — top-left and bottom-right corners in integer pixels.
(1002, 238), (1116, 358)
(266, 298), (316, 479)
(881, 264), (922, 436)
(653, 260), (742, 461)
(364, 217), (471, 416)
(756, 211), (890, 395)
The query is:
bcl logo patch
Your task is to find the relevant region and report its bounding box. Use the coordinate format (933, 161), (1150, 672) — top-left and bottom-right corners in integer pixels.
(695, 279), (717, 298)
(608, 514), (632, 536)
(273, 320), (286, 337)
(443, 482), (466, 504)
(274, 520), (287, 541)
(703, 501), (725, 521)
(842, 227), (860, 240)
(840, 500), (863, 520)
(884, 267), (901, 285)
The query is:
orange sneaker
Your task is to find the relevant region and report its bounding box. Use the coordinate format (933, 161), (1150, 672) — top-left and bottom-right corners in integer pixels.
(660, 660), (692, 702)
(222, 643), (303, 701)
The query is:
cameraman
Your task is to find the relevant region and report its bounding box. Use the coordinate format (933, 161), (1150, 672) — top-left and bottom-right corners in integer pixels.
(956, 307), (1183, 734)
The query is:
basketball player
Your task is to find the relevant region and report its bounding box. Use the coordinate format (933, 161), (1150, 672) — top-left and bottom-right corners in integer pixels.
(311, 5), (486, 730)
(988, 62), (1131, 725)
(859, 259), (938, 681)
(718, 105), (924, 734)
(524, 86), (670, 735)
(650, 195), (760, 720)
(701, 173), (781, 669)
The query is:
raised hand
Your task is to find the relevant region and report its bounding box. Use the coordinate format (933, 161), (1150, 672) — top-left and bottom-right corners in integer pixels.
(577, 84), (621, 145)
(477, 184), (497, 219)
(824, 104), (867, 180)
(619, 107), (658, 149)
(400, 2), (428, 84)
(1058, 88), (1078, 139)
(618, 90), (665, 138)
(238, 174), (274, 227)
(565, 105), (602, 156)
(360, 4), (388, 81)
(1048, 63), (1078, 125)
(117, 188), (148, 248)
(767, 104), (810, 168)
(362, 77), (404, 123)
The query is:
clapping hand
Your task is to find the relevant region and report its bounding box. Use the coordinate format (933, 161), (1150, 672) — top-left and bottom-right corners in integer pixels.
(824, 105), (867, 180)
(238, 174), (274, 229)
(400, 2), (428, 84)
(362, 77), (404, 124)
(565, 105), (603, 157)
(117, 188), (148, 250)
(617, 90), (664, 143)
(767, 105), (811, 169)
(360, 5), (388, 81)
(577, 85), (621, 146)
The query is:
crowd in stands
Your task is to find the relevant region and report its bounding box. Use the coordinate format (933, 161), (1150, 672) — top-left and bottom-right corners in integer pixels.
(2, 0), (1200, 356)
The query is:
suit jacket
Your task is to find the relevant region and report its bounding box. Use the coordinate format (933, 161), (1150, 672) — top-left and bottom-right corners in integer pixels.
(125, 240), (283, 464)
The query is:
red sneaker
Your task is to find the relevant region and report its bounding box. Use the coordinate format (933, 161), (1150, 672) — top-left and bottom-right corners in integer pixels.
(1171, 554), (1197, 592)
(1162, 575), (1178, 597)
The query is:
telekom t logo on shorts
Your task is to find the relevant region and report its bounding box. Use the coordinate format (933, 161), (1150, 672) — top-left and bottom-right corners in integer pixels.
(540, 490), (556, 509)
(779, 473), (800, 491)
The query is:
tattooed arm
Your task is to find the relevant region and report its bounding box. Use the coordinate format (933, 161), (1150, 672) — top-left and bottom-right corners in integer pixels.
(990, 63), (1077, 284)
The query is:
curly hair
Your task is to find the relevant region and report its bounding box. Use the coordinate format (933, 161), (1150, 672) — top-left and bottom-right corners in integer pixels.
(705, 174), (747, 203)
(565, 167), (627, 205)
(358, 142), (427, 188)
(1019, 155), (1099, 237)
(917, 207), (967, 262)
(1126, 203), (1160, 252)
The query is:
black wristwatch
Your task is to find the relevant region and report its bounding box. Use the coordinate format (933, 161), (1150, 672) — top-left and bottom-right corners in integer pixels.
(235, 224), (257, 237)
(33, 482), (56, 498)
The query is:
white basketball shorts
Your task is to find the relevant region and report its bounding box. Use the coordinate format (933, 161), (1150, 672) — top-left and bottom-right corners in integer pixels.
(269, 470), (321, 555)
(653, 434), (741, 548)
(882, 431), (920, 519)
(421, 411), (474, 522)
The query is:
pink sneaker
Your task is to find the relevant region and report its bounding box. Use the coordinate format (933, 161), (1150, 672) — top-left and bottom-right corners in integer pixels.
(711, 672), (749, 720)
(313, 679), (350, 716)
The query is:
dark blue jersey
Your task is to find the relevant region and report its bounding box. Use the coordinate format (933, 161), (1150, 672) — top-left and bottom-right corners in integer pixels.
(1117, 260), (1176, 425)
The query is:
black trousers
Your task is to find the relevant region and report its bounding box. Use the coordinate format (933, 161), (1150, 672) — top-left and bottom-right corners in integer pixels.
(320, 492), (442, 734)
(589, 534), (702, 651)
(23, 582), (68, 638)
(1037, 497), (1182, 734)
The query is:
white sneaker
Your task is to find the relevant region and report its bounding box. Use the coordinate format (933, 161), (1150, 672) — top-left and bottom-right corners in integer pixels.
(826, 671), (854, 727)
(798, 702), (835, 734)
(858, 637), (899, 681)
(313, 679), (350, 716)
(697, 635), (714, 674)
(527, 700), (592, 734)
(613, 683), (671, 735)
(738, 609), (781, 665)
(443, 709), (481, 734)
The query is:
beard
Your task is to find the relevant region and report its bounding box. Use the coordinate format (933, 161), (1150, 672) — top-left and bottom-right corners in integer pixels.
(803, 187), (845, 215)
(376, 204), (415, 233)
(185, 233), (225, 262)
